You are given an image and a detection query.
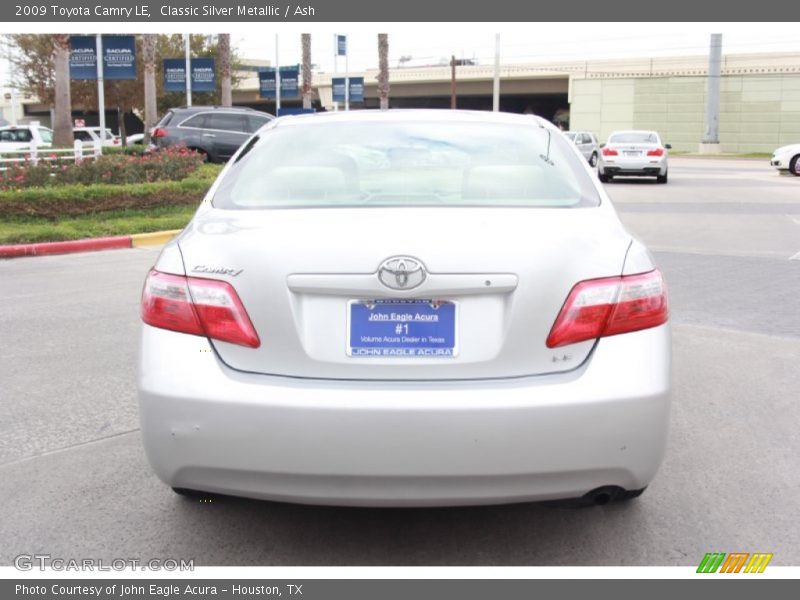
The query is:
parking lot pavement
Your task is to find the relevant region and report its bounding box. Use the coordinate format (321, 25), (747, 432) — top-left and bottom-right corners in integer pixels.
(1, 157), (798, 566)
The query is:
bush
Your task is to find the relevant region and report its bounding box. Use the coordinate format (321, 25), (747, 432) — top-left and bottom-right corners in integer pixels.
(103, 145), (148, 156)
(0, 146), (204, 190)
(0, 163), (220, 219)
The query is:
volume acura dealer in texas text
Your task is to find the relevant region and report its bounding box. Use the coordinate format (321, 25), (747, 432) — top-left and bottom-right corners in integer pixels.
(161, 4), (316, 17)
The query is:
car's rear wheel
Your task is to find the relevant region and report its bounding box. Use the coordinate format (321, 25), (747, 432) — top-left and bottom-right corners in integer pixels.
(589, 152), (598, 167)
(790, 154), (800, 176)
(172, 487), (215, 500)
(188, 147), (209, 162)
(656, 170), (668, 184)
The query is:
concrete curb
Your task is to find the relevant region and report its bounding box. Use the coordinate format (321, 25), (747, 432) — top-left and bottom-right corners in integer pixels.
(130, 229), (182, 247)
(0, 229), (181, 259)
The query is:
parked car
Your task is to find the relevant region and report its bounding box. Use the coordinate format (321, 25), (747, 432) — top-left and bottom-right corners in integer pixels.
(138, 110), (671, 508)
(151, 106), (274, 163)
(73, 127), (120, 147)
(564, 131), (600, 166)
(0, 123), (53, 151)
(598, 130), (671, 183)
(770, 143), (800, 176)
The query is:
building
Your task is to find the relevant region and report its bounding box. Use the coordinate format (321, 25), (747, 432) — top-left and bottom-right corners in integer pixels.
(235, 50), (800, 153)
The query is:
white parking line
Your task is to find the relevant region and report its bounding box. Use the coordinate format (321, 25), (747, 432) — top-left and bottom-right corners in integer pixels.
(790, 250), (800, 261)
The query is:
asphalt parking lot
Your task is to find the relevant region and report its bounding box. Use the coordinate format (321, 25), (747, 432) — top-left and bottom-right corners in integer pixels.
(1, 157), (798, 566)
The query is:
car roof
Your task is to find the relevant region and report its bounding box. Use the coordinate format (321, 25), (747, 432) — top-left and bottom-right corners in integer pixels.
(170, 105), (258, 113)
(609, 130), (660, 135)
(272, 109), (554, 130)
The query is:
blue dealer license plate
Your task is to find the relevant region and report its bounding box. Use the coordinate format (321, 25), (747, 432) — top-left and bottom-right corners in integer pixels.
(348, 299), (457, 357)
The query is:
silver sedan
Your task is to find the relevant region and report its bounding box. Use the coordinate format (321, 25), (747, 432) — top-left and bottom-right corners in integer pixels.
(138, 110), (671, 507)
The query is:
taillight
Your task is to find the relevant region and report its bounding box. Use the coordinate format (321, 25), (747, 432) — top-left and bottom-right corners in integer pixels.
(141, 269), (260, 348)
(546, 269), (668, 348)
(601, 147), (618, 156)
(152, 127), (168, 138)
(647, 147), (665, 157)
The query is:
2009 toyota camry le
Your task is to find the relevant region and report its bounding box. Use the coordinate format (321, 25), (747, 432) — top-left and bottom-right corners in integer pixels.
(137, 110), (671, 508)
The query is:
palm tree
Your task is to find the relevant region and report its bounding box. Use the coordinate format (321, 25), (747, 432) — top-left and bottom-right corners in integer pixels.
(52, 34), (73, 147)
(142, 34), (157, 145)
(377, 34), (389, 110)
(218, 34), (232, 107)
(301, 33), (312, 110)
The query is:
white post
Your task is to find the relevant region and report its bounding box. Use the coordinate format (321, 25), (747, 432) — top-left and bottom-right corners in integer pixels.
(184, 34), (192, 107)
(333, 34), (338, 112)
(10, 88), (18, 126)
(96, 34), (106, 144)
(492, 33), (501, 112)
(29, 138), (38, 165)
(275, 34), (281, 115)
(344, 36), (349, 111)
(93, 139), (102, 158)
(73, 139), (83, 163)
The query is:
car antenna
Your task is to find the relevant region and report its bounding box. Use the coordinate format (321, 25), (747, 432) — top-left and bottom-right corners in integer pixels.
(539, 125), (554, 166)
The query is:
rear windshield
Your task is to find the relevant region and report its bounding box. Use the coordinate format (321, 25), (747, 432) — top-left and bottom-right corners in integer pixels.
(609, 132), (659, 144)
(212, 120), (600, 209)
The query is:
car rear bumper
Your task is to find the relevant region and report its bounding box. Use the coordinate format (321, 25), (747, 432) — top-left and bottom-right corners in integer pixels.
(600, 156), (667, 176)
(138, 324), (671, 507)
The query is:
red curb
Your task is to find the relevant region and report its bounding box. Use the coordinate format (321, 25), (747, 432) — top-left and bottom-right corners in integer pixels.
(0, 236), (132, 258)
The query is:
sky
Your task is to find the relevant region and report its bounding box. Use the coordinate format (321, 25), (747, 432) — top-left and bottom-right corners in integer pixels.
(3, 22), (800, 87)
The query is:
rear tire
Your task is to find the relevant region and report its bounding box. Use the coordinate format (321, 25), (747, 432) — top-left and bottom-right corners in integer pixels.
(589, 152), (598, 167)
(172, 487), (214, 500)
(188, 147), (209, 162)
(790, 155), (800, 176)
(656, 170), (668, 184)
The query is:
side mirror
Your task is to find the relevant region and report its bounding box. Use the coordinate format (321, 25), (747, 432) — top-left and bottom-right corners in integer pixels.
(665, 143), (672, 150)
(599, 143), (606, 148)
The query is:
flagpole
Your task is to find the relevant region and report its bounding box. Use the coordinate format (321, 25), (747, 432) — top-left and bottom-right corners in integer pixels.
(95, 34), (106, 140)
(184, 34), (192, 107)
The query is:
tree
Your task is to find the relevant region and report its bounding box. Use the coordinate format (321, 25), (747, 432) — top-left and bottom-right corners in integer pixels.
(301, 34), (312, 110)
(377, 34), (390, 110)
(218, 34), (232, 106)
(142, 34), (157, 144)
(52, 35), (73, 147)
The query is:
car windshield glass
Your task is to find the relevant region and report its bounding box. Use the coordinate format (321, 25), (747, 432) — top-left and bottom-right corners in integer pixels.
(609, 132), (658, 144)
(213, 121), (600, 209)
(39, 128), (53, 143)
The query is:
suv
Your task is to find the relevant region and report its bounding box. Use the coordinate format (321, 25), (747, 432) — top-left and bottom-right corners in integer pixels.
(0, 123), (53, 151)
(564, 131), (600, 167)
(152, 106), (274, 163)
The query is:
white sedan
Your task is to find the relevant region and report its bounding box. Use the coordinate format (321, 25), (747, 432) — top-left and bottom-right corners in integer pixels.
(770, 144), (800, 176)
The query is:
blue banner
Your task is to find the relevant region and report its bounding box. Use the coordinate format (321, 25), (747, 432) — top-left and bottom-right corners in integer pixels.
(102, 35), (136, 80)
(191, 58), (216, 92)
(336, 35), (347, 56)
(332, 77), (365, 103)
(349, 77), (365, 103)
(163, 58), (186, 92)
(69, 36), (98, 80)
(163, 58), (217, 93)
(259, 66), (300, 99)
